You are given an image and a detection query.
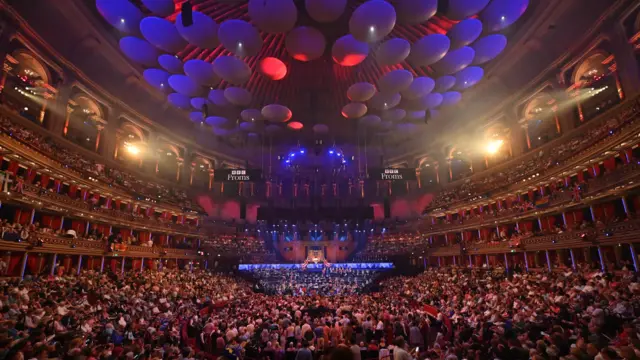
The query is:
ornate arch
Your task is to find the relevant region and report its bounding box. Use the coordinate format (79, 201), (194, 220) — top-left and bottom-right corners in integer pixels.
(571, 52), (610, 86)
(11, 49), (51, 86)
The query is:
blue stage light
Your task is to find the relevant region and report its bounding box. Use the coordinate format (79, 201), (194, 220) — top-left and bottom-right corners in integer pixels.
(329, 150), (334, 154)
(300, 149), (305, 154)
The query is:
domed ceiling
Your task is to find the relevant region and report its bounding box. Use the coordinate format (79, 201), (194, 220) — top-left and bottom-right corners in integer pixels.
(95, 0), (529, 145)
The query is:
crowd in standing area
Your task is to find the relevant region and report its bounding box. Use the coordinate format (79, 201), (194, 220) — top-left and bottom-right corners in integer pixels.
(0, 263), (637, 360)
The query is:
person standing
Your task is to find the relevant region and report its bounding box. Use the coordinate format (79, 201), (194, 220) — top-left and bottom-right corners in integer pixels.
(392, 337), (412, 360)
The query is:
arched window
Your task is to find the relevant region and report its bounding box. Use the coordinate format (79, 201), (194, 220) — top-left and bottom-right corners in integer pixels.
(65, 95), (105, 152)
(5, 50), (52, 124)
(116, 122), (146, 166)
(191, 156), (214, 189)
(571, 53), (621, 122)
(417, 157), (438, 186)
(484, 124), (511, 165)
(522, 93), (561, 149)
(155, 142), (181, 182)
(448, 148), (473, 181)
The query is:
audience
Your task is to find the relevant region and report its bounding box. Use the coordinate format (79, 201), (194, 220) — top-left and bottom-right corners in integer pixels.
(0, 264), (637, 360)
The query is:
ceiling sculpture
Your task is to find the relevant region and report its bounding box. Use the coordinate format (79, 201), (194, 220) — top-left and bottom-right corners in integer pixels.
(96, 0), (529, 145)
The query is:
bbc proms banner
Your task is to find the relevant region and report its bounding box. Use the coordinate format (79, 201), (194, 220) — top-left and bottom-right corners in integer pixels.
(369, 168), (417, 181)
(213, 169), (263, 182)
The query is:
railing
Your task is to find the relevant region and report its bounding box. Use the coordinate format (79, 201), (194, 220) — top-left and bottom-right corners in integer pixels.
(424, 96), (640, 213)
(17, 183), (203, 236)
(1, 233), (198, 258)
(0, 108), (197, 213)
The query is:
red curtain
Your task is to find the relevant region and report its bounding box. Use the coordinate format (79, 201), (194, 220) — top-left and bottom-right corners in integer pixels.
(519, 221), (533, 232)
(7, 161), (19, 176)
(577, 170), (585, 183)
(25, 168), (37, 184)
(15, 209), (31, 225)
(71, 220), (86, 235)
(7, 254), (23, 276)
(110, 259), (118, 273)
(68, 184), (78, 199)
(26, 255), (40, 275)
(120, 228), (132, 239)
(603, 157), (616, 171)
(40, 174), (50, 188)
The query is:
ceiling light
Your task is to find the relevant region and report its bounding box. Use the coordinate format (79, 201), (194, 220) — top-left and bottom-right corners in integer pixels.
(369, 26), (375, 32)
(120, 18), (125, 24)
(167, 152), (172, 156)
(238, 42), (243, 47)
(501, 16), (505, 21)
(23, 107), (28, 111)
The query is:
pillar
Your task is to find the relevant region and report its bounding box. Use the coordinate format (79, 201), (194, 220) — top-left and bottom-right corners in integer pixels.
(437, 256), (441, 267)
(468, 255), (472, 267)
(76, 255), (82, 275)
(20, 252), (28, 279)
(140, 257), (144, 272)
(50, 254), (57, 276)
(597, 246), (605, 272)
(523, 251), (529, 271)
(0, 24), (16, 94)
(545, 250), (552, 272)
(504, 253), (509, 270)
(590, 205), (596, 222)
(621, 196), (630, 216)
(29, 208), (35, 224)
(94, 124), (104, 153)
(608, 23), (640, 98)
(100, 256), (105, 273)
(523, 124), (531, 150)
(52, 79), (74, 135)
(121, 257), (126, 274)
(485, 254), (489, 267)
(569, 249), (576, 270)
(629, 244), (638, 272)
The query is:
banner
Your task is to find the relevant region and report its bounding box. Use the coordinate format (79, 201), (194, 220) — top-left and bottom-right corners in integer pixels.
(213, 169), (262, 182)
(369, 168), (417, 181)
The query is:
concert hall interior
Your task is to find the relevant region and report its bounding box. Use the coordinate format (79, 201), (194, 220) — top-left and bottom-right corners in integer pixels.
(0, 0), (639, 359)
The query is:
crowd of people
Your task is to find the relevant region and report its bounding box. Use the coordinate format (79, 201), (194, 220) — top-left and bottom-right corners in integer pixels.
(250, 267), (378, 296)
(0, 263), (637, 360)
(0, 115), (197, 211)
(427, 113), (634, 211)
(0, 214), (200, 250)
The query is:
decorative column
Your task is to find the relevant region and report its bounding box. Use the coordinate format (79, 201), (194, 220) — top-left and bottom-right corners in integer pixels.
(100, 256), (105, 273)
(76, 255), (83, 275)
(94, 124), (104, 153)
(0, 24), (16, 95)
(20, 252), (28, 279)
(545, 250), (552, 272)
(208, 168), (214, 190)
(416, 168), (421, 188)
(569, 249), (576, 270)
(176, 158), (184, 183)
(629, 244), (638, 272)
(523, 123), (531, 150)
(608, 23), (640, 98)
(50, 254), (57, 276)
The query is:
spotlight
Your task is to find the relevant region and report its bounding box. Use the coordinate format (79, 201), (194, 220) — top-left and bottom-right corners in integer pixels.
(486, 139), (504, 154)
(125, 144), (140, 155)
(120, 18), (125, 24)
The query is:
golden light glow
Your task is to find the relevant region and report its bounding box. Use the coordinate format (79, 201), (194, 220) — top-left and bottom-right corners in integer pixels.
(125, 143), (140, 155)
(486, 139), (504, 154)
